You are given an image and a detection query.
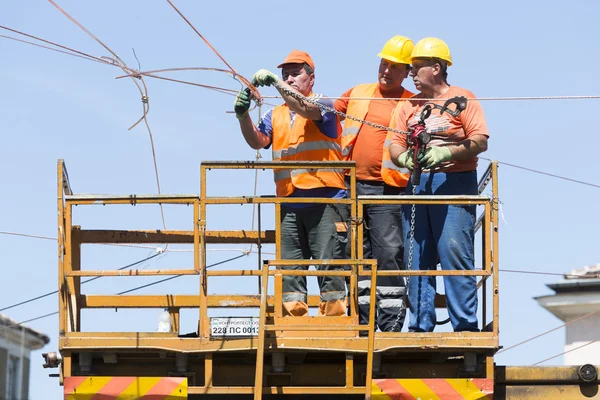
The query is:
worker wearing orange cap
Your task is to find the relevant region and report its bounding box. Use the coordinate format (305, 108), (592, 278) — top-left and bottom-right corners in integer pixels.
(390, 38), (489, 332)
(334, 36), (414, 332)
(234, 50), (347, 317)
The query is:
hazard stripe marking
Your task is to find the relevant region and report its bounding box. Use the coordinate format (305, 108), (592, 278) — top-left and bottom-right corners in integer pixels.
(64, 377), (89, 400)
(372, 379), (494, 400)
(64, 377), (188, 399)
(471, 378), (494, 398)
(90, 377), (136, 399)
(121, 377), (160, 397)
(373, 378), (416, 400)
(144, 377), (186, 399)
(402, 379), (442, 400)
(65, 377), (112, 400)
(421, 379), (465, 400)
(446, 379), (493, 400)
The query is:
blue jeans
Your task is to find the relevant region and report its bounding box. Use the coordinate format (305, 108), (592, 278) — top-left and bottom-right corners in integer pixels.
(402, 171), (478, 332)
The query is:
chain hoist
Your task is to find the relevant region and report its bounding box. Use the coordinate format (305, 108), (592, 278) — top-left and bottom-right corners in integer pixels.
(400, 96), (467, 323)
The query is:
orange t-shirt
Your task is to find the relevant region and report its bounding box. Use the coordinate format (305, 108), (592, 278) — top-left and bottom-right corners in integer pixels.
(335, 85), (413, 181)
(391, 86), (489, 173)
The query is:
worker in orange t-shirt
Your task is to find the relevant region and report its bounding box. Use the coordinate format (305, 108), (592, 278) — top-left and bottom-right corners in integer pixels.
(390, 38), (489, 332)
(334, 36), (414, 332)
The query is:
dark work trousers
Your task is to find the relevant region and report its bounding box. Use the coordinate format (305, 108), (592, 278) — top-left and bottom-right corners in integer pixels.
(348, 179), (406, 332)
(280, 204), (348, 315)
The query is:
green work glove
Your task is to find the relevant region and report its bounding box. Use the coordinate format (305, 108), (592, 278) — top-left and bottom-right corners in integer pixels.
(234, 89), (251, 119)
(396, 150), (415, 171)
(251, 69), (278, 87)
(419, 146), (452, 169)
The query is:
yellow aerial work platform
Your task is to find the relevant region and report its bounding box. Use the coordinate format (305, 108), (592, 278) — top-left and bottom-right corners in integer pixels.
(51, 159), (599, 400)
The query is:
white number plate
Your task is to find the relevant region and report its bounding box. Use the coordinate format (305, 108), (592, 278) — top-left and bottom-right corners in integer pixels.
(210, 317), (259, 337)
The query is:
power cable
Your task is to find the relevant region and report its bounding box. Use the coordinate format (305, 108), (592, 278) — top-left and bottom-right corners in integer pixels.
(165, 0), (261, 102)
(0, 231), (56, 241)
(0, 34), (111, 65)
(0, 230), (274, 255)
(501, 268), (600, 279)
(117, 68), (600, 102)
(532, 339), (600, 366)
(0, 25), (113, 64)
(7, 12), (600, 350)
(1, 253), (246, 330)
(116, 253), (246, 295)
(268, 94), (600, 102)
(480, 157), (600, 190)
(498, 306), (600, 355)
(0, 253), (161, 312)
(48, 0), (169, 243)
(2, 229), (593, 278)
(14, 312), (59, 326)
(0, 29), (248, 99)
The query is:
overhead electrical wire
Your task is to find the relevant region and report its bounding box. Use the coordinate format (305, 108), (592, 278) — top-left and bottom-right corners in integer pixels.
(47, 0), (172, 247)
(165, 0), (261, 102)
(0, 25), (113, 64)
(501, 268), (600, 279)
(1, 231), (597, 278)
(0, 33), (111, 65)
(116, 253), (246, 295)
(4, 25), (600, 105)
(115, 67), (600, 103)
(3, 2), (599, 363)
(0, 253), (162, 312)
(480, 157), (600, 190)
(532, 339), (600, 366)
(115, 68), (279, 107)
(275, 94), (600, 102)
(1, 253), (246, 330)
(497, 306), (600, 355)
(0, 230), (274, 255)
(0, 26), (248, 100)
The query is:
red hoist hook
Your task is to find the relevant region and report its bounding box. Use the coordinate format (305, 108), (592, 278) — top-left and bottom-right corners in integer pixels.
(407, 96), (468, 185)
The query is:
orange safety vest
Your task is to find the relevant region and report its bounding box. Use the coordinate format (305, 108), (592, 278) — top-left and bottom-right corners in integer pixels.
(271, 103), (346, 197)
(341, 83), (409, 188)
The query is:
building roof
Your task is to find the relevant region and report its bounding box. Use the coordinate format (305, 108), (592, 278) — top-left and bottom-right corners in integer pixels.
(565, 264), (600, 279)
(535, 264), (600, 321)
(0, 313), (50, 349)
(545, 264), (600, 293)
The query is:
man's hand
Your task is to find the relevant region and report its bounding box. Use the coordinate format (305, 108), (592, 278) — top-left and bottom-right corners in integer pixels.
(396, 150), (415, 171)
(251, 69), (278, 87)
(234, 89), (251, 119)
(419, 146), (452, 169)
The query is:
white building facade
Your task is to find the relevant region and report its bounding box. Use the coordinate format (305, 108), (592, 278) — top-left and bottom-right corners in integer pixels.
(0, 314), (49, 400)
(536, 265), (600, 365)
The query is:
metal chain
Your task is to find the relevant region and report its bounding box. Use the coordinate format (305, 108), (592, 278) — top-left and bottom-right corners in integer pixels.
(267, 83), (462, 327)
(270, 81), (415, 324)
(271, 82), (410, 136)
(400, 184), (417, 313)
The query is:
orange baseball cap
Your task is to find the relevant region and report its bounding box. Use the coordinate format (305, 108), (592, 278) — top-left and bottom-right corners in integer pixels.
(277, 50), (315, 71)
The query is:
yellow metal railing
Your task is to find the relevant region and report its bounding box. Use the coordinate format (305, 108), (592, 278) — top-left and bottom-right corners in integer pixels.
(57, 159), (500, 395)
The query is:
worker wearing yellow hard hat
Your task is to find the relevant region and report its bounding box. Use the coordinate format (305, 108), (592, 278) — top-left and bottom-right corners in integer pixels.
(389, 37), (490, 333)
(334, 36), (414, 333)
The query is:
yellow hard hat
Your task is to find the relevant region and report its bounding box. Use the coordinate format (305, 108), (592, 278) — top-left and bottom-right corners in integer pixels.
(377, 35), (414, 65)
(411, 37), (453, 66)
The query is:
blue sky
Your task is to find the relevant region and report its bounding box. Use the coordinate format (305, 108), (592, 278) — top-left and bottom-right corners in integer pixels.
(2, 1), (600, 398)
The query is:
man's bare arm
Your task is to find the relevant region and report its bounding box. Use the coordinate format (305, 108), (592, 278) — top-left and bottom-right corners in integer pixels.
(275, 79), (323, 121)
(446, 134), (488, 161)
(237, 115), (271, 150)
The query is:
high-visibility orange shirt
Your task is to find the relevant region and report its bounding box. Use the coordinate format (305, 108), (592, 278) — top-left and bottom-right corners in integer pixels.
(391, 86), (489, 173)
(335, 85), (413, 181)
